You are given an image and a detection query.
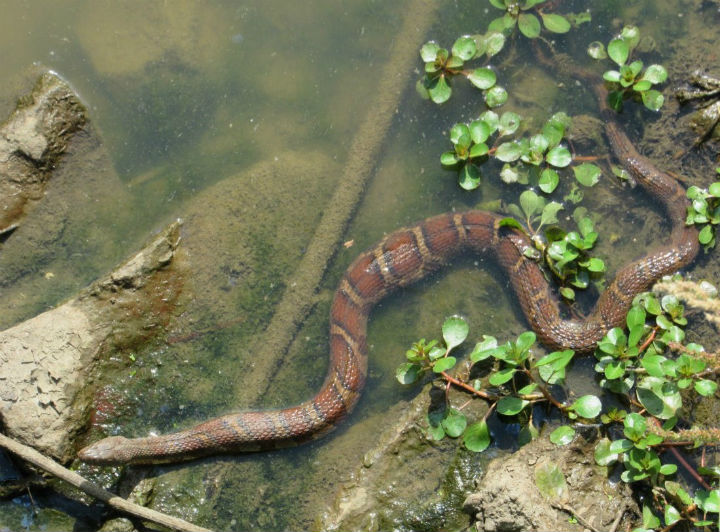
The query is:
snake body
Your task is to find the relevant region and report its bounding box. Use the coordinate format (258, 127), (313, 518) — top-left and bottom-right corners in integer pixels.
(78, 107), (700, 465)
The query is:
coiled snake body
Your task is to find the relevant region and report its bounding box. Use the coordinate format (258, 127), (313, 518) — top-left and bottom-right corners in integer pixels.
(79, 106), (700, 465)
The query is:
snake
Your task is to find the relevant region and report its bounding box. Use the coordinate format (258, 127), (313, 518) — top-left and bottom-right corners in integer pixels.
(78, 81), (700, 466)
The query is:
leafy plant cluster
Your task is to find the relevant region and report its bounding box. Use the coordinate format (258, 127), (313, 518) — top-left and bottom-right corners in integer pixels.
(397, 291), (720, 530)
(587, 26), (668, 112)
(686, 172), (720, 249)
(418, 1), (590, 105)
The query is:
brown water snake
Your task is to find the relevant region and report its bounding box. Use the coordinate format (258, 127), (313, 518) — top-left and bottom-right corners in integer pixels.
(78, 102), (700, 465)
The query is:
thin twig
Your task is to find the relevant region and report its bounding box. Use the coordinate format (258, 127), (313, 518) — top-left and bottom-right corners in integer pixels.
(551, 502), (602, 532)
(0, 433), (212, 532)
(440, 371), (499, 401)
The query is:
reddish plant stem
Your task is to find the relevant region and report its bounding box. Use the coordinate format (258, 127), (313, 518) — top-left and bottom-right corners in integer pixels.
(440, 371), (499, 401)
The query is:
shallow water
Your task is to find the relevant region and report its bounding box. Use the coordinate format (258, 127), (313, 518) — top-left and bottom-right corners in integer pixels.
(0, 0), (719, 530)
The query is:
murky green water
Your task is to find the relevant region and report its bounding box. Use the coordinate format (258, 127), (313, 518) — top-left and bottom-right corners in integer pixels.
(0, 0), (718, 530)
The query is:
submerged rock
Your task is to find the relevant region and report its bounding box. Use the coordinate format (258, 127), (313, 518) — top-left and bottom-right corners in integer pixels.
(0, 72), (85, 233)
(0, 222), (183, 462)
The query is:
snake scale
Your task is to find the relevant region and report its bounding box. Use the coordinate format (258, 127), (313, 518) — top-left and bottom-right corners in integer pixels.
(78, 85), (700, 465)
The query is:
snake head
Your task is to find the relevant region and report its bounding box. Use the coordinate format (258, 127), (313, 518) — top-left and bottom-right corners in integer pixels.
(78, 436), (136, 465)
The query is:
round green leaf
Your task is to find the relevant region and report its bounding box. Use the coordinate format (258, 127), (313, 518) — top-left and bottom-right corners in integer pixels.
(440, 151), (459, 166)
(664, 504), (681, 526)
(608, 38), (629, 66)
(571, 395), (602, 419)
(443, 316), (468, 349)
(464, 421), (491, 452)
(433, 356), (457, 373)
(587, 41), (607, 59)
(450, 123), (470, 145)
(695, 379), (718, 397)
(560, 286), (575, 300)
(542, 121), (564, 148)
(633, 80), (652, 92)
(458, 164), (482, 190)
(541, 13), (571, 33)
(641, 89), (664, 111)
(572, 162), (601, 186)
(540, 201), (563, 226)
(546, 146), (572, 168)
(519, 189), (543, 218)
(420, 41), (440, 62)
(469, 120), (492, 143)
(549, 425), (575, 446)
(539, 168), (559, 193)
(495, 141), (522, 162)
(468, 67), (496, 90)
(485, 86), (508, 108)
(603, 70), (621, 83)
(484, 31), (506, 57)
(452, 36), (477, 61)
(708, 181), (720, 197)
(515, 331), (537, 353)
(643, 64), (668, 84)
(623, 412), (647, 440)
(637, 377), (682, 419)
(497, 396), (529, 416)
(518, 13), (541, 38)
(442, 410), (467, 437)
(534, 462), (568, 500)
(499, 111), (522, 136)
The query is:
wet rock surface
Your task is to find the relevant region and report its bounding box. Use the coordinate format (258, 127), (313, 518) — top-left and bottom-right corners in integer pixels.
(463, 436), (639, 532)
(0, 222), (182, 462)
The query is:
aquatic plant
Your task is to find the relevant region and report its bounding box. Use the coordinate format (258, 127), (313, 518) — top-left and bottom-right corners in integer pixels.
(587, 26), (668, 112)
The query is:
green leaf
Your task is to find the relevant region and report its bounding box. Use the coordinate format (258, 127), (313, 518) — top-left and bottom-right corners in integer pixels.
(464, 421), (491, 452)
(469, 120), (492, 143)
(443, 316), (468, 349)
(458, 164), (482, 190)
(623, 412), (647, 440)
(587, 41), (607, 59)
(497, 217), (524, 231)
(637, 377), (682, 419)
(695, 489), (720, 513)
(452, 36), (477, 61)
(641, 89), (664, 112)
(626, 305), (646, 329)
(488, 0), (505, 9)
(396, 362), (423, 384)
(485, 86), (508, 108)
(633, 80), (652, 92)
(699, 224), (714, 245)
(549, 425), (575, 446)
(594, 438), (618, 466)
(495, 141), (523, 162)
(573, 163), (601, 186)
(484, 31), (506, 57)
(442, 409), (467, 437)
(469, 143), (489, 158)
(695, 379), (718, 396)
(571, 395), (602, 419)
(664, 504), (681, 526)
(560, 287), (575, 301)
(541, 13), (570, 33)
(468, 67), (497, 89)
(660, 463), (677, 476)
(433, 356), (457, 373)
(542, 121), (564, 148)
(470, 335), (498, 362)
(540, 202), (563, 227)
(546, 146), (572, 167)
(534, 461), (568, 500)
(420, 41), (440, 62)
(607, 38), (629, 66)
(643, 64), (668, 84)
(520, 189), (543, 218)
(497, 396), (529, 415)
(499, 111), (522, 136)
(538, 168), (559, 193)
(642, 505), (661, 530)
(428, 74), (452, 104)
(620, 25), (640, 51)
(440, 151), (460, 166)
(516, 331), (536, 353)
(608, 90), (624, 112)
(489, 367), (517, 385)
(518, 13), (541, 38)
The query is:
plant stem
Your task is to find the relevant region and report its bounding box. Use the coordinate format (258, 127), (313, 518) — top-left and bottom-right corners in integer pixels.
(440, 371), (499, 401)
